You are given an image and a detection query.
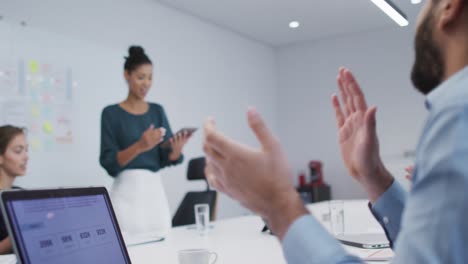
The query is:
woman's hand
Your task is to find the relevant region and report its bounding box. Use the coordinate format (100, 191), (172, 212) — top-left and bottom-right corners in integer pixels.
(169, 131), (191, 160)
(138, 125), (166, 152)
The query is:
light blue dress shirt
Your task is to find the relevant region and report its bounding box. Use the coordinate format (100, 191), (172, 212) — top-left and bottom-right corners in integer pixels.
(282, 66), (468, 264)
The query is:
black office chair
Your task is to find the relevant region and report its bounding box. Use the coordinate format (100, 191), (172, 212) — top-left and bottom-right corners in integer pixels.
(172, 157), (218, 227)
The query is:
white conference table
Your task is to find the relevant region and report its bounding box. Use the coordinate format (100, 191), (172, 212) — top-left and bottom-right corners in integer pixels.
(127, 200), (391, 264)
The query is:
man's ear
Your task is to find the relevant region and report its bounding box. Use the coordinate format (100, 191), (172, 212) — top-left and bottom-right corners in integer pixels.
(438, 0), (465, 30)
(0, 155), (4, 166)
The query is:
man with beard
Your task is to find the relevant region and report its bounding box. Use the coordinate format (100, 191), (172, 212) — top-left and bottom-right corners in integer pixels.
(202, 0), (468, 263)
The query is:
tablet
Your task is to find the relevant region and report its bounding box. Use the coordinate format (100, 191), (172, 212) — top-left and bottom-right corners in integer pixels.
(160, 127), (197, 148)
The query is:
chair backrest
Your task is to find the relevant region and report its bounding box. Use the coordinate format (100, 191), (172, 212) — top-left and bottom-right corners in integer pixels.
(172, 157), (218, 227)
(187, 157), (206, 180)
(187, 157), (210, 190)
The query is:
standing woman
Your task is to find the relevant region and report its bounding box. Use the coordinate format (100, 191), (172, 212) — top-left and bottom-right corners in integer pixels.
(0, 125), (28, 254)
(100, 46), (191, 236)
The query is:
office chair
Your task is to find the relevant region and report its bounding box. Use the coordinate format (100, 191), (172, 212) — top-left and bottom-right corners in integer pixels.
(172, 157), (218, 227)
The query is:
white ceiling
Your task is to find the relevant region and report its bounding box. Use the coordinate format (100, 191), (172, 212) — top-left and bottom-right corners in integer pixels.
(155, 0), (423, 47)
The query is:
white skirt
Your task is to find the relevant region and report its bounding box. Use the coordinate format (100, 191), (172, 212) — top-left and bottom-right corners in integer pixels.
(110, 169), (171, 237)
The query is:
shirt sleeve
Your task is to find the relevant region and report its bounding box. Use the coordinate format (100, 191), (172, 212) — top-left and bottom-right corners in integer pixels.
(99, 108), (122, 177)
(157, 105), (184, 168)
(282, 215), (363, 264)
(370, 180), (408, 247)
(389, 108), (468, 263)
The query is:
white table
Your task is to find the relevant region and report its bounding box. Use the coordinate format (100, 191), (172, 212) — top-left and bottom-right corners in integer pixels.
(127, 216), (285, 263)
(306, 200), (391, 264)
(127, 200), (391, 264)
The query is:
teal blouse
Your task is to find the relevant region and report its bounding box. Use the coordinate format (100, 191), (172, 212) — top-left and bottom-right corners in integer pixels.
(99, 103), (183, 177)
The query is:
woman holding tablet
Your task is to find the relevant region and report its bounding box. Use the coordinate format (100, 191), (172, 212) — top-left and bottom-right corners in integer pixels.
(0, 125), (28, 254)
(100, 46), (191, 236)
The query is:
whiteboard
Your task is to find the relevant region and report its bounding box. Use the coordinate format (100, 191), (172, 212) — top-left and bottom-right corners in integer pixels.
(0, 21), (127, 189)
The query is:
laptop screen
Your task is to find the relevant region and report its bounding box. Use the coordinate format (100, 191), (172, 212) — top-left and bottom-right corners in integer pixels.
(5, 193), (129, 264)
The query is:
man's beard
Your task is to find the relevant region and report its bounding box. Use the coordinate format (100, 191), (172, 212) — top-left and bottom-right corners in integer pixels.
(411, 11), (445, 95)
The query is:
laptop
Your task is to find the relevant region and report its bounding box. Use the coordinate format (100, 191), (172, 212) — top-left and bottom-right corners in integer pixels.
(0, 187), (132, 264)
(336, 233), (390, 249)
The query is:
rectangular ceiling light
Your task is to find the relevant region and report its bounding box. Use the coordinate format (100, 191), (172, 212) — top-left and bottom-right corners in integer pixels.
(370, 0), (409, 27)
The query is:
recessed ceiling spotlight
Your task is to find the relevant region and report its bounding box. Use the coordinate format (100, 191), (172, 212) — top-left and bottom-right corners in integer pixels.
(289, 21), (300, 29)
(411, 0), (422, 4)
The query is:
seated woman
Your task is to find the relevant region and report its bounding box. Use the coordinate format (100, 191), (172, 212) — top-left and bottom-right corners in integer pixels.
(0, 125), (28, 254)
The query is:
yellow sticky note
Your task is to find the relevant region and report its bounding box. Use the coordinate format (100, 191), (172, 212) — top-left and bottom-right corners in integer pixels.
(29, 60), (39, 74)
(31, 139), (41, 151)
(31, 105), (40, 118)
(43, 121), (53, 134)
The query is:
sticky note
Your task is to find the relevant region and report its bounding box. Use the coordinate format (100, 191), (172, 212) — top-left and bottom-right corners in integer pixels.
(28, 60), (39, 74)
(31, 139), (41, 151)
(42, 94), (52, 103)
(42, 105), (52, 118)
(31, 90), (39, 102)
(44, 138), (53, 151)
(43, 121), (53, 134)
(31, 105), (40, 118)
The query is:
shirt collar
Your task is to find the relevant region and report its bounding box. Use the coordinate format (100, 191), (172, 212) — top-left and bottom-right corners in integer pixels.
(425, 66), (468, 110)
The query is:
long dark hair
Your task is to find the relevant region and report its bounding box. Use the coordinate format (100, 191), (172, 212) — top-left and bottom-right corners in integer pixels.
(0, 125), (26, 155)
(124, 46), (152, 73)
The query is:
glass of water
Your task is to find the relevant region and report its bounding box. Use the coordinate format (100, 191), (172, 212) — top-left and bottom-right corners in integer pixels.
(194, 203), (210, 236)
(329, 200), (344, 236)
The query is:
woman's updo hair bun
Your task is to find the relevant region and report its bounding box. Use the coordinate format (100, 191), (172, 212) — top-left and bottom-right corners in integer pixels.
(124, 45), (152, 73)
(128, 46), (145, 57)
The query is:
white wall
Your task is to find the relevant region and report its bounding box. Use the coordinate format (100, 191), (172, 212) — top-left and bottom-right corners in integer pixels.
(1, 0), (430, 216)
(2, 0), (278, 219)
(276, 27), (427, 199)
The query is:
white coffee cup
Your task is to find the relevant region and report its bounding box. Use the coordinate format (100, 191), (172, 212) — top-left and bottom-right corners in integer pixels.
(178, 249), (217, 264)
